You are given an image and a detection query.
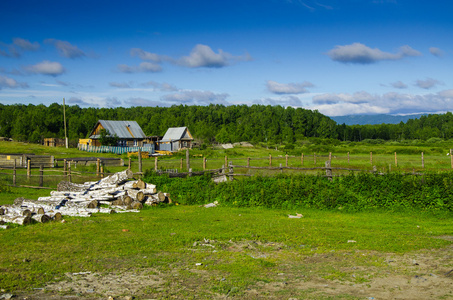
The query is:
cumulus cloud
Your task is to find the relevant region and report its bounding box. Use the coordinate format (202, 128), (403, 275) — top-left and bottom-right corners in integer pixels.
(429, 47), (444, 57)
(109, 82), (131, 88)
(415, 78), (441, 89)
(267, 80), (314, 94)
(327, 42), (421, 64)
(0, 75), (29, 89)
(45, 39), (86, 58)
(178, 44), (251, 68)
(161, 90), (230, 105)
(117, 61), (162, 73)
(390, 81), (407, 89)
(66, 97), (95, 107)
(25, 61), (65, 76)
(253, 95), (304, 107)
(130, 48), (165, 62)
(310, 90), (453, 116)
(0, 38), (40, 57)
(140, 81), (178, 92)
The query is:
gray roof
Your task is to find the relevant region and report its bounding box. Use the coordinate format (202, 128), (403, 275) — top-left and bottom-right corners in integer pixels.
(161, 127), (193, 142)
(90, 120), (146, 139)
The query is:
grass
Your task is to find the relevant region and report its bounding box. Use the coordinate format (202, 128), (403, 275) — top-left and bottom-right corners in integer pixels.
(0, 205), (451, 298)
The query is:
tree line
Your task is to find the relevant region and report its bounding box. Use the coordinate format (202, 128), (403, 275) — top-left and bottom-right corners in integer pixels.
(0, 103), (452, 145)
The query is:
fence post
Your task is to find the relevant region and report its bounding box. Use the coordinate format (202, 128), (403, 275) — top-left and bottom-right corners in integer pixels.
(68, 162), (71, 182)
(203, 157), (207, 170)
(13, 159), (16, 186)
(395, 152), (397, 167)
(225, 156), (228, 168)
(329, 152), (332, 162)
(180, 158), (183, 171)
(370, 152), (373, 165)
(100, 165), (104, 178)
(285, 154), (288, 167)
(154, 156), (158, 172)
(347, 152), (350, 165)
(27, 159), (31, 179)
(450, 149), (453, 169)
(128, 157), (131, 170)
(96, 158), (100, 176)
(138, 149), (142, 173)
(269, 154), (272, 166)
(421, 152), (424, 168)
(189, 168), (193, 177)
(325, 160), (332, 181)
(280, 163), (283, 174)
(39, 165), (44, 187)
(314, 153), (316, 165)
(301, 153), (304, 166)
(186, 149), (190, 171)
(247, 157), (250, 167)
(228, 161), (234, 181)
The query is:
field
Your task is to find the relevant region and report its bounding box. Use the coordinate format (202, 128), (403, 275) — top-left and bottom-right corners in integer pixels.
(1, 207), (452, 299)
(0, 140), (453, 299)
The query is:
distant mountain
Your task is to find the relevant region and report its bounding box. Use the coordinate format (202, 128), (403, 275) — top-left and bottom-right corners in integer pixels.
(331, 114), (425, 125)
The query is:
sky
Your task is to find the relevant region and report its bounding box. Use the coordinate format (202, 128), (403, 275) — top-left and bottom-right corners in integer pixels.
(0, 0), (452, 116)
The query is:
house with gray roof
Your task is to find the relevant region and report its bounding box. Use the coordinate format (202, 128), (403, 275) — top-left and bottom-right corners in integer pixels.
(158, 127), (194, 152)
(88, 120), (147, 147)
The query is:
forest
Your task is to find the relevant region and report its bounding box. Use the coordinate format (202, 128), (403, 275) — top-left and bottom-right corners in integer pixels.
(1, 103), (452, 145)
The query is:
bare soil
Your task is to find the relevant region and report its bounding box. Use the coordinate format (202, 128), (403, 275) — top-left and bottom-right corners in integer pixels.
(7, 238), (453, 300)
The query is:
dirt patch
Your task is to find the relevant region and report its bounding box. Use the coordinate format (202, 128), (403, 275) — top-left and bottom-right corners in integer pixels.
(9, 242), (453, 300)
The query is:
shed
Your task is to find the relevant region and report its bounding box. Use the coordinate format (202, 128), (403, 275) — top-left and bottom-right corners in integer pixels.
(88, 120), (147, 147)
(158, 127), (194, 152)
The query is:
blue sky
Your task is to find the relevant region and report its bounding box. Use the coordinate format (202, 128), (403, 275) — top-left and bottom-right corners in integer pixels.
(1, 0), (452, 116)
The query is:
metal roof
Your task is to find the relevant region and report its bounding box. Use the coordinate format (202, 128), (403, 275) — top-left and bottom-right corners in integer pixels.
(90, 120), (146, 139)
(160, 127), (193, 142)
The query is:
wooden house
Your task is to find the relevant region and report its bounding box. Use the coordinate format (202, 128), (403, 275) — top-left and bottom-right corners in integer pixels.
(158, 127), (194, 152)
(87, 120), (147, 147)
(43, 138), (65, 147)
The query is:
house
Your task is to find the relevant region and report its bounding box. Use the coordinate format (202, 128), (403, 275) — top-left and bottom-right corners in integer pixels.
(43, 138), (65, 147)
(87, 120), (147, 147)
(158, 127), (194, 152)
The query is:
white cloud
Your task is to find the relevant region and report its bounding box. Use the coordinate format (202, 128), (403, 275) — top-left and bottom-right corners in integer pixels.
(0, 75), (28, 89)
(124, 97), (169, 107)
(253, 95), (304, 107)
(13, 38), (40, 51)
(266, 80), (314, 94)
(0, 38), (40, 57)
(140, 81), (178, 91)
(178, 44), (251, 68)
(117, 61), (162, 73)
(130, 48), (164, 62)
(415, 78), (441, 89)
(109, 82), (131, 88)
(327, 42), (421, 64)
(309, 90), (453, 116)
(161, 90), (230, 105)
(429, 47), (444, 57)
(45, 39), (86, 58)
(25, 61), (65, 76)
(390, 81), (407, 89)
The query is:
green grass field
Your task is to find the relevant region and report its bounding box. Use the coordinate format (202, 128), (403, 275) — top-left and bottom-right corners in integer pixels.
(0, 206), (452, 299)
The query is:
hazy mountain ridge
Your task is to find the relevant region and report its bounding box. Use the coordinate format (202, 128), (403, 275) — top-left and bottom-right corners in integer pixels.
(331, 114), (425, 125)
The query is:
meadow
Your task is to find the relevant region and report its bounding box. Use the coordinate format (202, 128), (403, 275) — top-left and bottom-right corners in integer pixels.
(0, 139), (452, 299)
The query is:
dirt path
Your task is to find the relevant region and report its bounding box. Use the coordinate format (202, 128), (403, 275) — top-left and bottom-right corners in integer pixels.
(8, 241), (453, 300)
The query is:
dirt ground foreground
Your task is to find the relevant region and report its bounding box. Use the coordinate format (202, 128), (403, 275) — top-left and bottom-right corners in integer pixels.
(6, 238), (453, 300)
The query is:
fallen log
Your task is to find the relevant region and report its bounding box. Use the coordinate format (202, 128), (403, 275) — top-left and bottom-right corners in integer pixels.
(1, 215), (32, 225)
(32, 214), (51, 223)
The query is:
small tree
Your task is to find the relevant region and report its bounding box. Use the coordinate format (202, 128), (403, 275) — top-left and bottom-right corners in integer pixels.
(98, 129), (119, 146)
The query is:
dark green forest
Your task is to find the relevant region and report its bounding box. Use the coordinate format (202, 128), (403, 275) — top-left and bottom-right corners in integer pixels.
(1, 103), (452, 144)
